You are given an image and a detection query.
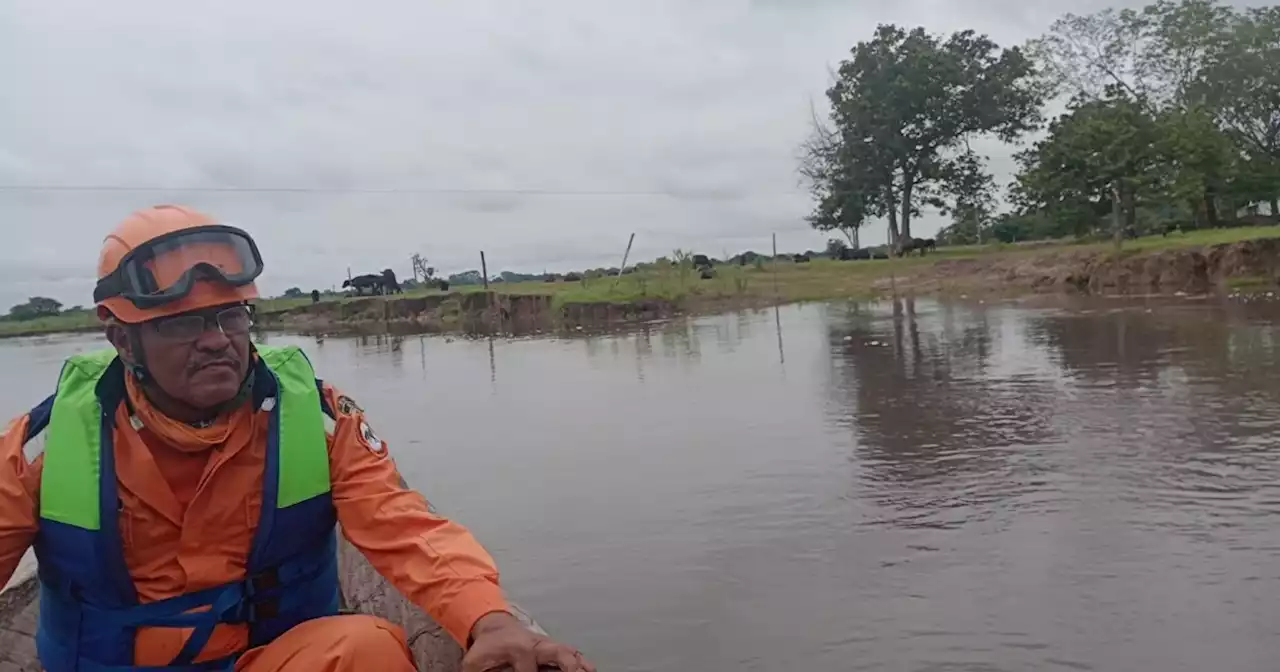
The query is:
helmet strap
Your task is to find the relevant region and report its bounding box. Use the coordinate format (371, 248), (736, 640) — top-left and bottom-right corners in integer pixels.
(215, 365), (256, 416)
(125, 325), (151, 382)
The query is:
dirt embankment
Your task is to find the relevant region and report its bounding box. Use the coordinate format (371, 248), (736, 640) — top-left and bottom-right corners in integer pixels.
(257, 292), (547, 335)
(258, 239), (1280, 336)
(895, 238), (1280, 296)
(257, 291), (643, 336)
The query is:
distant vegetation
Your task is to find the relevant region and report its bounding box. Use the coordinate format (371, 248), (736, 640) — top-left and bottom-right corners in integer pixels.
(801, 0), (1280, 253)
(6, 225), (1280, 339)
(0, 297), (96, 336)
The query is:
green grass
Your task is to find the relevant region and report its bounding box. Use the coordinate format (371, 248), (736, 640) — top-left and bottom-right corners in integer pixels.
(1224, 274), (1277, 291)
(0, 311), (99, 337)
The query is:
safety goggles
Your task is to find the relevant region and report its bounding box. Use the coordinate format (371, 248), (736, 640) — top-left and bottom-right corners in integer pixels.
(94, 225), (264, 310)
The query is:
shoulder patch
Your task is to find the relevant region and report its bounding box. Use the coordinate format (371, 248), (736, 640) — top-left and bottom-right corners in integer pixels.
(358, 420), (386, 457)
(336, 395), (363, 416)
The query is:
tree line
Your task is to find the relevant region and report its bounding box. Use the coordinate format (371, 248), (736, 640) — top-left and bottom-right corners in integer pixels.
(800, 0), (1280, 251)
(3, 297), (82, 322)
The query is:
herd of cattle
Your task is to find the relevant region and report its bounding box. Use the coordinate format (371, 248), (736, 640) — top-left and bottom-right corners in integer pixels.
(341, 269), (402, 296)
(340, 269), (450, 296)
(338, 237), (940, 296)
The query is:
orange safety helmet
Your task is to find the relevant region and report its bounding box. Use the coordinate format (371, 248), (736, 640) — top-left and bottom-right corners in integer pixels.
(95, 205), (262, 324)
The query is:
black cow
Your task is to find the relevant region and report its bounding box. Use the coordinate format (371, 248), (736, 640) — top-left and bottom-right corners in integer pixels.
(899, 237), (937, 256)
(343, 274), (384, 296)
(381, 269), (402, 294)
(839, 248), (871, 261)
(310, 290), (320, 304)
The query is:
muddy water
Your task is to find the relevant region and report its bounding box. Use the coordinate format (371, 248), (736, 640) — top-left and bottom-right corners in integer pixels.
(4, 297), (1280, 671)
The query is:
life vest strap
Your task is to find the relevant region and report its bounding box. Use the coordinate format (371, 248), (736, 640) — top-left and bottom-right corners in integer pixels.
(50, 548), (333, 668)
(73, 652), (238, 671)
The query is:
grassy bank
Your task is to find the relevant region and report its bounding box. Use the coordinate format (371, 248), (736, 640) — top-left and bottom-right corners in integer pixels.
(5, 226), (1279, 339)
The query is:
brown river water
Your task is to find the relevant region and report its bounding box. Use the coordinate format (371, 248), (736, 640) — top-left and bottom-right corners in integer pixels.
(3, 296), (1280, 671)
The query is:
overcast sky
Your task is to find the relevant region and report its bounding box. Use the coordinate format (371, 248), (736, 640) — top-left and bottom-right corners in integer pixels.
(1, 0), (1138, 309)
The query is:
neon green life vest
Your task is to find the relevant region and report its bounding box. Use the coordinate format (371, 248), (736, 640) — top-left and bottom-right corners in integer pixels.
(33, 344), (341, 672)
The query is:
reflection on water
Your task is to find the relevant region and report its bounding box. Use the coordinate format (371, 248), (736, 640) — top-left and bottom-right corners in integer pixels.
(4, 297), (1280, 671)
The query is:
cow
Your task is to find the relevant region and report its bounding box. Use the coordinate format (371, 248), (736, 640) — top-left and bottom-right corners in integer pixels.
(381, 269), (402, 294)
(839, 248), (871, 261)
(342, 274), (384, 296)
(899, 237), (937, 256)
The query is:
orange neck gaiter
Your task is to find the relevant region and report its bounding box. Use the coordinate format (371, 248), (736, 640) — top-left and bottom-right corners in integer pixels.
(125, 372), (242, 454)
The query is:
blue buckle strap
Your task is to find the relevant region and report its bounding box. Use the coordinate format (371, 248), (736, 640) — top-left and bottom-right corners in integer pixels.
(72, 570), (279, 667)
(76, 653), (238, 672)
(78, 582), (238, 629)
(166, 584), (249, 666)
(72, 551), (333, 667)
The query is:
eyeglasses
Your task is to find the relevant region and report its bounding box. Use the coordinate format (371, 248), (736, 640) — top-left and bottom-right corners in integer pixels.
(152, 305), (254, 342)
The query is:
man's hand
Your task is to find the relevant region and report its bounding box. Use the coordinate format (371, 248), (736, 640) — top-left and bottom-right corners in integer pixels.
(463, 612), (596, 672)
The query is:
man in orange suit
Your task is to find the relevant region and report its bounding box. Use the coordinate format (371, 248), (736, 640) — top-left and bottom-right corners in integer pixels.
(0, 205), (594, 672)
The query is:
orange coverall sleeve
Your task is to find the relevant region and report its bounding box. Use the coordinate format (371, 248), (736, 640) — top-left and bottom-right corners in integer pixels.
(0, 414), (41, 591)
(321, 384), (511, 646)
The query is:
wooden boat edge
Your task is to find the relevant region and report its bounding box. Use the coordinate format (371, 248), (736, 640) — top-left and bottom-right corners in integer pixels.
(0, 534), (543, 671)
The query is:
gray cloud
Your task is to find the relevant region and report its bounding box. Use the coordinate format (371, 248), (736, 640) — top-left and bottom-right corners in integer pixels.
(0, 0), (1153, 309)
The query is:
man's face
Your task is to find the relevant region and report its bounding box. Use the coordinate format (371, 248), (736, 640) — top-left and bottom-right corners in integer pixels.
(118, 304), (254, 409)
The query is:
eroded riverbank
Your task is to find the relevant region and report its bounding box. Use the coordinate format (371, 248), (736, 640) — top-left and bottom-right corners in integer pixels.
(256, 237), (1280, 337)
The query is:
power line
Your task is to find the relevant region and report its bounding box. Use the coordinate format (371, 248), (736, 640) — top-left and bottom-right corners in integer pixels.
(0, 184), (800, 197)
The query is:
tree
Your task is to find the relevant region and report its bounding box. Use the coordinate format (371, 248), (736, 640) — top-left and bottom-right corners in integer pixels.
(1015, 90), (1168, 239)
(282, 287), (304, 298)
(799, 101), (870, 249)
(825, 238), (849, 257)
(815, 25), (1044, 254)
(410, 253), (434, 282)
(447, 270), (484, 285)
(8, 297), (62, 321)
(1196, 6), (1280, 213)
(1030, 1), (1269, 223)
(1029, 7), (1155, 101)
(936, 147), (997, 244)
